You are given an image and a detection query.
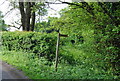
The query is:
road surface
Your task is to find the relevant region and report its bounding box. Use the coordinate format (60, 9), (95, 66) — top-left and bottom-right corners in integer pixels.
(0, 60), (28, 81)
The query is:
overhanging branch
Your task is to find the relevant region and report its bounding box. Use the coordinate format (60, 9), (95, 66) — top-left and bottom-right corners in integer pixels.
(8, 24), (22, 29)
(45, 0), (94, 16)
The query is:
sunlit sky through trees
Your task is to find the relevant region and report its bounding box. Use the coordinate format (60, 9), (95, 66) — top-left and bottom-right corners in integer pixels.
(0, 0), (70, 31)
(1, 0), (119, 31)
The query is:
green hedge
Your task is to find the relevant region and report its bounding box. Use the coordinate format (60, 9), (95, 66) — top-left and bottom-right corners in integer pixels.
(2, 31), (57, 61)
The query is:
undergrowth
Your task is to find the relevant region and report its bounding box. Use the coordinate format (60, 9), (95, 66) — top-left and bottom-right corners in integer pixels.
(1, 31), (119, 79)
(0, 51), (118, 79)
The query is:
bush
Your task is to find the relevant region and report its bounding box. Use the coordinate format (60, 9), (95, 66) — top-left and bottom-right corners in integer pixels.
(2, 31), (57, 61)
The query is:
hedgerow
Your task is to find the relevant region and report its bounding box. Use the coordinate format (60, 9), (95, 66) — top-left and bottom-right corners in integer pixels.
(2, 31), (57, 61)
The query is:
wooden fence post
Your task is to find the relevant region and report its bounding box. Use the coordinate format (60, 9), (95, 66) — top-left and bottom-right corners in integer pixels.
(55, 32), (60, 72)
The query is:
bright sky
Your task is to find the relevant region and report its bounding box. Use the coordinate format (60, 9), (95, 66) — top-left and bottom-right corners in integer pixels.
(0, 0), (71, 31)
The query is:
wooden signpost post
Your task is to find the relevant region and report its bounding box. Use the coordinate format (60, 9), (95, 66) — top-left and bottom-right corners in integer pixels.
(55, 32), (68, 72)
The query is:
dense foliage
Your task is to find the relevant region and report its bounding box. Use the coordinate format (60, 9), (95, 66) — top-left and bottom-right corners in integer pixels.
(45, 2), (120, 75)
(1, 1), (120, 80)
(2, 31), (120, 79)
(1, 51), (118, 79)
(2, 31), (57, 61)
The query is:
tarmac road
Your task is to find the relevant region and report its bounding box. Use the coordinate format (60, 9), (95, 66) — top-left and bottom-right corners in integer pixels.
(0, 60), (28, 81)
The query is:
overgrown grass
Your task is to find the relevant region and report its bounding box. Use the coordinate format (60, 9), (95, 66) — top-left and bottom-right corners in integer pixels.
(1, 50), (118, 79)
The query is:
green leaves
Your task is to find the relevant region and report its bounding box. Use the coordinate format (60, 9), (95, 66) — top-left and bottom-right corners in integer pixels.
(2, 50), (116, 79)
(2, 31), (56, 61)
(112, 26), (120, 33)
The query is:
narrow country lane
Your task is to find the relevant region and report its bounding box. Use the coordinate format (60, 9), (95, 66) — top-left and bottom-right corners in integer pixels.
(0, 60), (28, 80)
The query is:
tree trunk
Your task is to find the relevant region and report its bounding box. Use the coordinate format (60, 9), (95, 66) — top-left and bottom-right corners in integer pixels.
(25, 2), (31, 31)
(19, 2), (35, 31)
(19, 2), (26, 31)
(30, 2), (35, 31)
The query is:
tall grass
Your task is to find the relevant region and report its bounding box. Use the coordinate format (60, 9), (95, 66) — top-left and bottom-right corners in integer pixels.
(1, 50), (117, 79)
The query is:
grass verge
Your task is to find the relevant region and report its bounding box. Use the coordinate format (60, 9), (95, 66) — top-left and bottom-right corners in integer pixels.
(0, 50), (118, 79)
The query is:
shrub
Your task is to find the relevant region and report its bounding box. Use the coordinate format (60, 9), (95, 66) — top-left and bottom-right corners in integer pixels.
(2, 31), (57, 61)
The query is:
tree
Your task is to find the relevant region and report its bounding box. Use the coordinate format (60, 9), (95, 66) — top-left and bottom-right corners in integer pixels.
(34, 21), (50, 32)
(48, 1), (120, 75)
(1, 0), (47, 31)
(0, 11), (7, 31)
(18, 2), (36, 31)
(19, 2), (47, 31)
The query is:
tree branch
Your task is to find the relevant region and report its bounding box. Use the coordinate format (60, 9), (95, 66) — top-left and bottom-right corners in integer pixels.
(4, 8), (15, 17)
(8, 24), (22, 29)
(46, 0), (94, 16)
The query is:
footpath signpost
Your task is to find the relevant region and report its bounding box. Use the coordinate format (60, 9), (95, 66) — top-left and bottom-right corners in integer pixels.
(55, 32), (68, 72)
